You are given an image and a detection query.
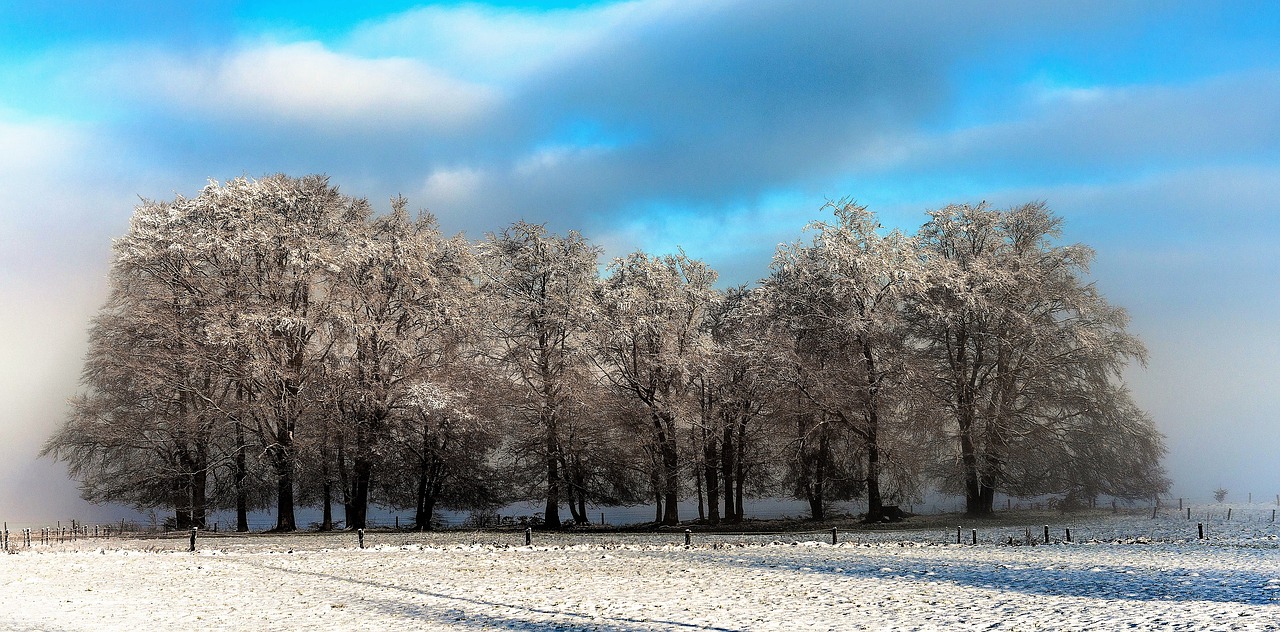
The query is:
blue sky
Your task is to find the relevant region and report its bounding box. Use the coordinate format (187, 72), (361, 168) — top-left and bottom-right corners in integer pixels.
(2, 1), (1278, 519)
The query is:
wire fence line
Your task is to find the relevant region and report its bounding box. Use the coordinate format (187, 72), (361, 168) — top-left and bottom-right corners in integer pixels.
(8, 495), (1280, 551)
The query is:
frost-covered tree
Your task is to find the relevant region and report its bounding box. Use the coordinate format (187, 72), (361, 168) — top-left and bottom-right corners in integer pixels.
(762, 201), (924, 521)
(911, 202), (1165, 515)
(476, 222), (600, 529)
(209, 175), (359, 531)
(377, 379), (503, 529)
(593, 251), (719, 525)
(325, 198), (478, 529)
(48, 175), (363, 531)
(690, 286), (771, 524)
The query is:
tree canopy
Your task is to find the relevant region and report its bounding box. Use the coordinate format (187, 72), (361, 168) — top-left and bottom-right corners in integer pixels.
(44, 176), (1168, 529)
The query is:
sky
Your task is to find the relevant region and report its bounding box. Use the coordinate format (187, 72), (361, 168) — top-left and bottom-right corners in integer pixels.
(1, 0), (1278, 521)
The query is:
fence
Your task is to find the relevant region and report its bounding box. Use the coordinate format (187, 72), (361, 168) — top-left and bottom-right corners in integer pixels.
(10, 494), (1280, 551)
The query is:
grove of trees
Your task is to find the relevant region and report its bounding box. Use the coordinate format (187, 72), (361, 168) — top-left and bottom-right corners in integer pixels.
(43, 175), (1168, 530)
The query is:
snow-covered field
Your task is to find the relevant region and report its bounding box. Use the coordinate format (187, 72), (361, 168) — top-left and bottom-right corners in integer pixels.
(3, 512), (1280, 631)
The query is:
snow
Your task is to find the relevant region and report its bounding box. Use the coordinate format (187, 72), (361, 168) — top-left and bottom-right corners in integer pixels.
(3, 513), (1280, 630)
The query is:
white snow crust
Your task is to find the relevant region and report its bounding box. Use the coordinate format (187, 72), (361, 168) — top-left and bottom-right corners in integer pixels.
(3, 513), (1279, 631)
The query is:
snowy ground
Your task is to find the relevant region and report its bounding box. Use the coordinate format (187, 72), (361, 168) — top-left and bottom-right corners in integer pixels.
(3, 512), (1280, 631)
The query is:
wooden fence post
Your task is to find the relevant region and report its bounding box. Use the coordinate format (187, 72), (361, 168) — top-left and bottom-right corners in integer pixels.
(189, 528), (197, 552)
(971, 529), (977, 545)
(831, 527), (838, 546)
(524, 527), (531, 546)
(1198, 523), (1204, 539)
(357, 528), (365, 549)
(1227, 508), (1232, 521)
(956, 526), (961, 544)
(1065, 528), (1072, 543)
(1043, 525), (1049, 544)
(684, 529), (691, 547)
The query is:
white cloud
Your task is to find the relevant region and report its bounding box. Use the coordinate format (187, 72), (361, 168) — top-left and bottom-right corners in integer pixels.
(420, 166), (487, 207)
(134, 41), (499, 131)
(344, 1), (660, 83)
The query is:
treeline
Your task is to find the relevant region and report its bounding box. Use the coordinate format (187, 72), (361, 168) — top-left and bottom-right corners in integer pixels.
(43, 174), (1168, 531)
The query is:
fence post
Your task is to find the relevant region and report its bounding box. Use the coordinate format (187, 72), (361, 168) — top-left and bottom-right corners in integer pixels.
(1179, 498), (1183, 510)
(1228, 508), (1232, 521)
(971, 529), (977, 545)
(1187, 507), (1191, 520)
(684, 529), (691, 547)
(1065, 528), (1072, 543)
(831, 527), (838, 546)
(1198, 523), (1204, 539)
(524, 527), (531, 547)
(189, 528), (197, 552)
(1043, 525), (1049, 544)
(1152, 505), (1158, 519)
(357, 528), (365, 549)
(956, 526), (961, 544)
(601, 512), (605, 526)
(1272, 509), (1276, 523)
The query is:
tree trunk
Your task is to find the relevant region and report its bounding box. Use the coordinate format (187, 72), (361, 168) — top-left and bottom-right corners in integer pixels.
(188, 436), (208, 530)
(565, 453), (587, 524)
(860, 343), (885, 523)
(543, 419), (562, 530)
(864, 437), (884, 522)
(959, 418), (986, 515)
(191, 462), (208, 530)
(234, 422), (249, 532)
(703, 437), (720, 526)
(721, 422), (735, 523)
(173, 476), (192, 530)
(321, 480), (334, 531)
(338, 441), (354, 525)
(415, 470), (430, 530)
(271, 427), (297, 531)
(734, 418), (747, 521)
(694, 459), (705, 521)
(350, 457), (371, 529)
(274, 468), (296, 532)
(654, 411), (680, 525)
(811, 425), (829, 521)
(651, 456), (664, 523)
